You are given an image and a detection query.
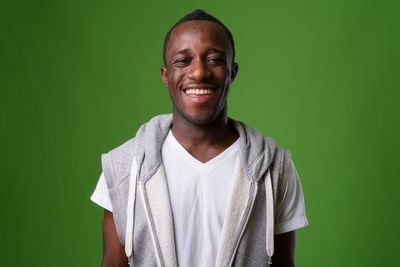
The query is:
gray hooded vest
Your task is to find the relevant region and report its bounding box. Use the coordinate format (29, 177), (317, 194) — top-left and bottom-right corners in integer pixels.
(101, 114), (298, 267)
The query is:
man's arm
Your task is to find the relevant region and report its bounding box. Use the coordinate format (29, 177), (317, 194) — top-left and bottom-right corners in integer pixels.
(102, 209), (129, 267)
(272, 230), (296, 267)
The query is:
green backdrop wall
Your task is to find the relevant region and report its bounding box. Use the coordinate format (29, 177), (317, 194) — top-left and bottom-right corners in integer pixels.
(2, 0), (399, 266)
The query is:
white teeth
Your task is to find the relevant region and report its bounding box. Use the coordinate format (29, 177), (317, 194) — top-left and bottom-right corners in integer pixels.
(185, 88), (214, 95)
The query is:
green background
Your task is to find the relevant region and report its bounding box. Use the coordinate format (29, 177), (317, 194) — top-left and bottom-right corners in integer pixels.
(2, 0), (399, 266)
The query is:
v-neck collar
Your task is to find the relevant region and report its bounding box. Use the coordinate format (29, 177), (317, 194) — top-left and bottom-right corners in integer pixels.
(164, 130), (240, 173)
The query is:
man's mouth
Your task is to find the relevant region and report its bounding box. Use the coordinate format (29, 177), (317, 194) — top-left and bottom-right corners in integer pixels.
(184, 88), (215, 95)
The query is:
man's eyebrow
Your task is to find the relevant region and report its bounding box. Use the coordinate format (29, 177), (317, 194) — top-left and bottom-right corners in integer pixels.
(207, 48), (225, 54)
(174, 48), (190, 55)
(173, 47), (225, 56)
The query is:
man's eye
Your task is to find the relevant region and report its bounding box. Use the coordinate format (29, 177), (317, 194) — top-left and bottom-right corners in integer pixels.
(175, 59), (190, 64)
(207, 58), (224, 64)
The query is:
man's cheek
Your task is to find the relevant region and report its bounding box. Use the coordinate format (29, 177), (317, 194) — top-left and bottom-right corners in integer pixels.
(168, 67), (180, 77)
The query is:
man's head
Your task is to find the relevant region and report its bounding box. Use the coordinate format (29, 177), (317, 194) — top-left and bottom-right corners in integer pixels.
(161, 10), (238, 126)
(163, 9), (235, 66)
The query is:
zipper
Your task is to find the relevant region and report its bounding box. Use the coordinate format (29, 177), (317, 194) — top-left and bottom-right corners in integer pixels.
(139, 181), (163, 267)
(227, 183), (258, 267)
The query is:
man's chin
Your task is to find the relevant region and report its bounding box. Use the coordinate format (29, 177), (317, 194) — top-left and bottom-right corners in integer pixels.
(177, 111), (220, 127)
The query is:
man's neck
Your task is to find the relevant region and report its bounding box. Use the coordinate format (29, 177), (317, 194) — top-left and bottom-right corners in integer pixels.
(171, 112), (239, 163)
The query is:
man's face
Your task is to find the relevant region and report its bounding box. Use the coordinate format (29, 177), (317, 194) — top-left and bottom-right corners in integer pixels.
(161, 20), (238, 126)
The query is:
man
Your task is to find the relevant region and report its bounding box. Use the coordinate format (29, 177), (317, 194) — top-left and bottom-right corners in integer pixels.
(91, 9), (308, 267)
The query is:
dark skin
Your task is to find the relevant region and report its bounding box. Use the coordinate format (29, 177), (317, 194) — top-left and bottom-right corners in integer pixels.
(102, 210), (128, 267)
(102, 20), (296, 267)
(161, 20), (239, 162)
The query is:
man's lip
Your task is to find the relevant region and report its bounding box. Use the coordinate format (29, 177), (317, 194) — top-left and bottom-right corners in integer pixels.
(182, 85), (218, 90)
(183, 88), (217, 96)
(183, 86), (218, 91)
(184, 90), (214, 104)
(182, 86), (218, 93)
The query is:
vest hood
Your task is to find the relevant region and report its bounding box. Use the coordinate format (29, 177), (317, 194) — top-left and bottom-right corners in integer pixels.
(131, 114), (278, 184)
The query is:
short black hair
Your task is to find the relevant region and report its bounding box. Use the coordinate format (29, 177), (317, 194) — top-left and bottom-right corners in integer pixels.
(163, 9), (235, 66)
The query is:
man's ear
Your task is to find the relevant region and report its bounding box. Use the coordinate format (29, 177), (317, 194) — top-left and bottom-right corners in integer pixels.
(161, 66), (168, 87)
(230, 62), (239, 81)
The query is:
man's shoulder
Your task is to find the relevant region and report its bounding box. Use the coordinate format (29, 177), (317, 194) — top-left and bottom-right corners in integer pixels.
(257, 132), (292, 173)
(101, 137), (136, 186)
(103, 114), (172, 156)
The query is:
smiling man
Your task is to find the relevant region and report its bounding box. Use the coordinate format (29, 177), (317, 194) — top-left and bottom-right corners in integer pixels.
(91, 9), (308, 267)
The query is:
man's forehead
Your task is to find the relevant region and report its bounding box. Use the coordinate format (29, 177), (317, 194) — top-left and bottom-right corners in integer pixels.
(167, 20), (231, 52)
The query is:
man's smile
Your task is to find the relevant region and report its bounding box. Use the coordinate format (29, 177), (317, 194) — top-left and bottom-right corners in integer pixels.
(184, 88), (215, 95)
(183, 88), (216, 104)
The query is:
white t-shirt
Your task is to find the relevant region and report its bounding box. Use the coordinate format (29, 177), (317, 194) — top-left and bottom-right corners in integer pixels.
(92, 131), (239, 267)
(91, 130), (308, 266)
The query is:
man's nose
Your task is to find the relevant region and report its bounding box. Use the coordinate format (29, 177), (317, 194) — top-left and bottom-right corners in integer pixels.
(187, 59), (212, 81)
